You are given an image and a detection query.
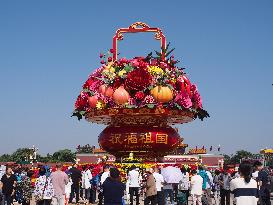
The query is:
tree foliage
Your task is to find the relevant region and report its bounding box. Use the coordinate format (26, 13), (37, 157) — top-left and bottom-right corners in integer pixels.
(51, 149), (76, 163)
(0, 154), (12, 162)
(10, 148), (33, 162)
(0, 148), (76, 163)
(224, 150), (255, 165)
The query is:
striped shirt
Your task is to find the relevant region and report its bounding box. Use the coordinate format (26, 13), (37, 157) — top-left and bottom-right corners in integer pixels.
(230, 177), (258, 205)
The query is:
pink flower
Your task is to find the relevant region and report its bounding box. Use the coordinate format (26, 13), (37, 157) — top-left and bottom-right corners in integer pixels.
(128, 98), (136, 106)
(160, 61), (168, 69)
(192, 91), (202, 108)
(150, 59), (158, 66)
(143, 95), (155, 104)
(130, 59), (140, 67)
(119, 58), (128, 64)
(191, 85), (202, 108)
(80, 91), (89, 99)
(174, 91), (192, 109)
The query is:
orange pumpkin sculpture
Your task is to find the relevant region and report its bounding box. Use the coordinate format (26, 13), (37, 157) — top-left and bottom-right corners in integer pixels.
(113, 86), (130, 105)
(150, 86), (173, 103)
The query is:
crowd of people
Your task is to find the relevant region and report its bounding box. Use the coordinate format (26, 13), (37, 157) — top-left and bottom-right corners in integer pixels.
(0, 161), (272, 205)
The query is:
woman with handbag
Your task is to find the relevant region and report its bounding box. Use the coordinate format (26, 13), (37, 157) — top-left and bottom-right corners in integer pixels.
(34, 167), (54, 205)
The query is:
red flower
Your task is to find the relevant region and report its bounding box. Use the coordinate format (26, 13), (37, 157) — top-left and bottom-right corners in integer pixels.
(125, 68), (152, 91)
(74, 95), (88, 110)
(108, 57), (112, 62)
(99, 53), (104, 58)
(110, 48), (114, 53)
(135, 91), (145, 100)
(112, 77), (122, 89)
(100, 60), (105, 64)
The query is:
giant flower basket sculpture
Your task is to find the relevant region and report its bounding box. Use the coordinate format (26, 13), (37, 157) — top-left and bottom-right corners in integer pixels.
(73, 22), (209, 159)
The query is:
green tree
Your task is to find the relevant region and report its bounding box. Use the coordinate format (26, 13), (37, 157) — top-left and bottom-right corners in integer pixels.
(223, 154), (231, 165)
(37, 153), (52, 163)
(11, 148), (32, 162)
(230, 150), (253, 164)
(51, 149), (76, 163)
(0, 154), (12, 162)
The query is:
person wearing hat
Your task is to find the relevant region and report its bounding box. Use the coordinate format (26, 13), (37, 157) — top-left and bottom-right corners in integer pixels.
(102, 167), (125, 205)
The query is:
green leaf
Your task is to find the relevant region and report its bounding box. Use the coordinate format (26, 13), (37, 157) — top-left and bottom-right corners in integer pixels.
(146, 104), (155, 109)
(165, 48), (175, 57)
(82, 88), (94, 96)
(124, 64), (134, 72)
(125, 104), (137, 109)
(95, 76), (110, 84)
(71, 111), (83, 121)
(166, 84), (174, 90)
(154, 50), (162, 57)
(166, 42), (170, 51)
(174, 103), (183, 110)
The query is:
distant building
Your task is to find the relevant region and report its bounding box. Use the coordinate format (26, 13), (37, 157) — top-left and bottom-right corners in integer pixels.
(76, 146), (224, 168)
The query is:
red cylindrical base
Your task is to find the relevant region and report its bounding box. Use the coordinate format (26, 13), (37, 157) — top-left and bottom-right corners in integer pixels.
(98, 125), (181, 158)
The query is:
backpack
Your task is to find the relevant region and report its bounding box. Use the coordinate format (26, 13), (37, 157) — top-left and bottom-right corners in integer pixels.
(177, 190), (187, 205)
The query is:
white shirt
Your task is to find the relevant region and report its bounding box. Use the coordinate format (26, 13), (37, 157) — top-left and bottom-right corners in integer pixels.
(82, 169), (92, 189)
(128, 169), (140, 187)
(100, 171), (110, 185)
(230, 178), (258, 205)
(153, 172), (164, 191)
(179, 172), (190, 190)
(252, 171), (259, 179)
(190, 175), (203, 195)
(206, 171), (214, 189)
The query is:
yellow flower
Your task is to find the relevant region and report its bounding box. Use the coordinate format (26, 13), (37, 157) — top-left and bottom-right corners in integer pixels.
(96, 101), (105, 109)
(118, 69), (127, 77)
(103, 62), (115, 73)
(170, 78), (176, 83)
(147, 66), (164, 76)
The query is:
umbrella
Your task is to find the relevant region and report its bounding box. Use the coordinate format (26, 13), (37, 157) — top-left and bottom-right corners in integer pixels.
(161, 166), (183, 183)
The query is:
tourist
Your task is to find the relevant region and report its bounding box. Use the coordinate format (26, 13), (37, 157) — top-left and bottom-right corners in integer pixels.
(213, 169), (221, 205)
(163, 181), (174, 205)
(102, 167), (125, 205)
(190, 169), (203, 205)
(68, 164), (82, 204)
(230, 161), (259, 205)
(14, 167), (23, 204)
(50, 163), (69, 205)
(81, 165), (92, 203)
(178, 167), (190, 205)
(153, 167), (164, 205)
(89, 166), (97, 204)
(64, 174), (72, 205)
(144, 168), (157, 205)
(0, 166), (17, 205)
(254, 161), (271, 205)
(34, 167), (54, 205)
(219, 168), (231, 205)
(198, 166), (212, 205)
(128, 165), (140, 205)
(98, 165), (110, 205)
(17, 169), (34, 205)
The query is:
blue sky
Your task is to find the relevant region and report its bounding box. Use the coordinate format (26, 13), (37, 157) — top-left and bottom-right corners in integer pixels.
(0, 1), (272, 155)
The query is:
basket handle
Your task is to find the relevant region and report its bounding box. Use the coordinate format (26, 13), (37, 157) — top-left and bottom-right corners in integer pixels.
(112, 22), (166, 61)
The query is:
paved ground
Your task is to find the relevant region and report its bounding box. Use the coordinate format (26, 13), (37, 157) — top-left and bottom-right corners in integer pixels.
(14, 197), (273, 205)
